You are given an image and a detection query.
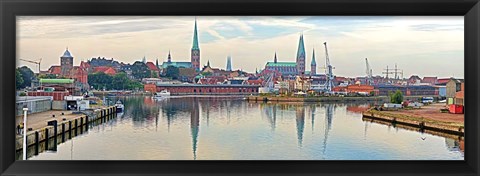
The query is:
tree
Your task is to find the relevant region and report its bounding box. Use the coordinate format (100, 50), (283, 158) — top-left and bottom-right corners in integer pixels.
(390, 90), (404, 104)
(16, 69), (24, 90)
(131, 61), (150, 80)
(165, 66), (180, 80)
(112, 72), (129, 90)
(17, 66), (35, 88)
(88, 72), (113, 90)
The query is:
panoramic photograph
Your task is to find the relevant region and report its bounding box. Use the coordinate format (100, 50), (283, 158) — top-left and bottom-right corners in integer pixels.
(15, 16), (464, 160)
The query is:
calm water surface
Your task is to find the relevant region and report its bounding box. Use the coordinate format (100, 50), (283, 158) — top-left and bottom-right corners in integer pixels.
(29, 96), (464, 160)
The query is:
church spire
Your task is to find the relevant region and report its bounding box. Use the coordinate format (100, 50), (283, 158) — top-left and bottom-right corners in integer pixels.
(274, 52), (277, 63)
(311, 48), (316, 65)
(192, 17), (199, 50)
(296, 34), (306, 75)
(168, 50), (171, 62)
(207, 60), (210, 67)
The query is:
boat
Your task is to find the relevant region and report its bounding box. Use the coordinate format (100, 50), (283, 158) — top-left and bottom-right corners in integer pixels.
(153, 90), (171, 98)
(115, 100), (124, 112)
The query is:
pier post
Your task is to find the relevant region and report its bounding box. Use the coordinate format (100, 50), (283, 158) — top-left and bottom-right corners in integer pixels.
(68, 121), (72, 139)
(61, 123), (65, 142)
(80, 117), (84, 134)
(34, 131), (39, 155)
(74, 119), (78, 136)
(85, 116), (89, 131)
(45, 128), (49, 150)
(47, 120), (58, 151)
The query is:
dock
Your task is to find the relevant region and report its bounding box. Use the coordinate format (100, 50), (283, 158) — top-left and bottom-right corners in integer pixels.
(15, 106), (117, 159)
(362, 104), (464, 136)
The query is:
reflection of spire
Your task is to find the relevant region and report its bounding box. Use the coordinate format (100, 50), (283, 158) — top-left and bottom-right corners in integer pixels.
(310, 104), (316, 133)
(322, 104), (334, 155)
(264, 104), (277, 131)
(295, 106), (305, 147)
(191, 98), (200, 160)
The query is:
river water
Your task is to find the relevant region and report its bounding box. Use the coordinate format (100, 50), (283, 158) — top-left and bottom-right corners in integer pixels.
(28, 96), (464, 160)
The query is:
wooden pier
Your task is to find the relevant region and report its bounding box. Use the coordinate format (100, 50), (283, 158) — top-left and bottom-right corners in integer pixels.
(15, 106), (117, 159)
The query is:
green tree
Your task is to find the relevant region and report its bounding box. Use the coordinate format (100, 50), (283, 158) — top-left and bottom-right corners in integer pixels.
(16, 69), (24, 90)
(165, 66), (180, 80)
(88, 72), (113, 90)
(390, 90), (404, 104)
(17, 66), (35, 88)
(131, 62), (150, 80)
(112, 72), (129, 90)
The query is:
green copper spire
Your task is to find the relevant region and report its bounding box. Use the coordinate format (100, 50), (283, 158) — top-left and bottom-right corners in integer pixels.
(311, 48), (316, 65)
(192, 17), (200, 50)
(296, 34), (305, 59)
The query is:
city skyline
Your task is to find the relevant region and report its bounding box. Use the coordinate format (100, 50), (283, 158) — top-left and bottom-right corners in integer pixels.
(17, 16), (464, 78)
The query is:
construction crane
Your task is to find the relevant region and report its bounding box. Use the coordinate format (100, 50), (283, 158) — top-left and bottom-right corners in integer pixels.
(365, 58), (373, 85)
(323, 42), (335, 93)
(19, 58), (42, 73)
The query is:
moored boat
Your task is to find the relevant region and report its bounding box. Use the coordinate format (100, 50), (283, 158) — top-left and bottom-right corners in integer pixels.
(115, 100), (124, 112)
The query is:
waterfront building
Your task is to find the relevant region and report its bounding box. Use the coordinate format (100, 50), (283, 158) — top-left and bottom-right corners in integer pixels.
(408, 75), (422, 85)
(191, 18), (201, 71)
(294, 76), (311, 92)
(446, 78), (464, 103)
(154, 84), (259, 95)
(88, 57), (123, 71)
(332, 84), (377, 95)
(374, 84), (438, 96)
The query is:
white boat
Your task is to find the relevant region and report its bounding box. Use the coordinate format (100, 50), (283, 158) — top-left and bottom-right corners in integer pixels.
(115, 100), (124, 112)
(154, 90), (171, 98)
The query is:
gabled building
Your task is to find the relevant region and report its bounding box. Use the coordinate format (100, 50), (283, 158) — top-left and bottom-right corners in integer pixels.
(146, 62), (160, 78)
(264, 52), (297, 76)
(160, 51), (193, 71)
(421, 76), (438, 85)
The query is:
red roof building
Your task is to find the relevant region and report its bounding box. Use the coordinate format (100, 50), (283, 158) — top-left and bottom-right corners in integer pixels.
(93, 66), (117, 75)
(421, 77), (438, 85)
(47, 66), (62, 75)
(146, 62), (159, 71)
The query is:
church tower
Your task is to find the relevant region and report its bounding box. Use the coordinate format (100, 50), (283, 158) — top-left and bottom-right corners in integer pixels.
(296, 34), (306, 75)
(191, 18), (200, 71)
(226, 55), (232, 71)
(311, 48), (316, 76)
(60, 48), (74, 76)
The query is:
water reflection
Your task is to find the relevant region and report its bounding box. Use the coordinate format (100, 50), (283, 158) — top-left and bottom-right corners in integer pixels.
(28, 96), (464, 160)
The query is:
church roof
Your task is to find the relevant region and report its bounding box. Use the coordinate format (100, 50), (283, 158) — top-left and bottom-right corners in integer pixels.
(266, 62), (297, 67)
(161, 61), (192, 69)
(61, 48), (73, 58)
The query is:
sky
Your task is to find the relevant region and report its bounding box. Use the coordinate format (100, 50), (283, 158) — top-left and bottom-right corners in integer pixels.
(17, 16), (464, 78)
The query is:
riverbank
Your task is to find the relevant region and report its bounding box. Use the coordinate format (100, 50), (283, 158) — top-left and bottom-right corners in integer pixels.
(246, 95), (435, 103)
(15, 106), (117, 156)
(362, 103), (464, 136)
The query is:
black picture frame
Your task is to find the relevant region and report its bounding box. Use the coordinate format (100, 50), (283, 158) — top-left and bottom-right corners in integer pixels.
(1, 0), (479, 175)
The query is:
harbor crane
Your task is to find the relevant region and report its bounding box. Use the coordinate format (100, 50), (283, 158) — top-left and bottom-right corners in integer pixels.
(19, 58), (42, 73)
(365, 58), (373, 85)
(323, 42), (335, 93)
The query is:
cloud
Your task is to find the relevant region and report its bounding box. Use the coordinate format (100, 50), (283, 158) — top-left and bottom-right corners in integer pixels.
(17, 16), (464, 78)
